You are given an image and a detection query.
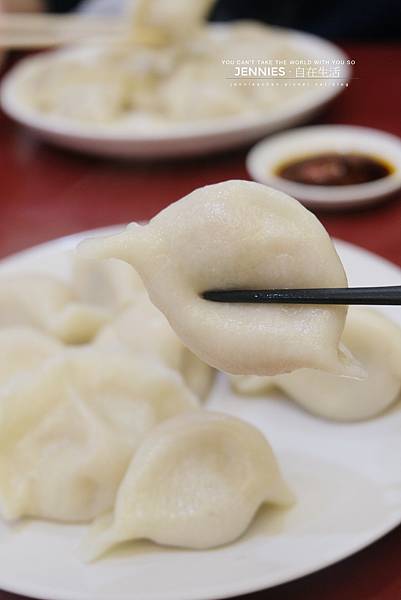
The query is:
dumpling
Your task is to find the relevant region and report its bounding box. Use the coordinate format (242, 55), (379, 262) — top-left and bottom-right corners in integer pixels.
(0, 273), (72, 330)
(0, 272), (109, 344)
(25, 59), (131, 123)
(0, 349), (197, 523)
(72, 257), (144, 311)
(81, 411), (293, 560)
(94, 297), (214, 400)
(275, 309), (401, 421)
(231, 309), (401, 422)
(129, 0), (215, 41)
(80, 180), (357, 377)
(50, 302), (110, 344)
(230, 373), (276, 396)
(0, 326), (61, 386)
(158, 59), (248, 120)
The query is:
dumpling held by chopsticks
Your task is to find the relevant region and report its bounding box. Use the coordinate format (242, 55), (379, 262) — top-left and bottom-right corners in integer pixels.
(80, 180), (359, 377)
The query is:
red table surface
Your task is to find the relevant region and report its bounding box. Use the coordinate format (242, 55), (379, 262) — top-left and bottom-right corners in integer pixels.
(0, 42), (401, 600)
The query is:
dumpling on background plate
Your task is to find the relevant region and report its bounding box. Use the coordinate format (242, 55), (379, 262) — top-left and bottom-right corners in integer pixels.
(81, 411), (293, 560)
(23, 60), (132, 124)
(0, 272), (109, 344)
(94, 297), (214, 400)
(129, 0), (216, 40)
(0, 348), (197, 523)
(81, 180), (359, 377)
(231, 309), (401, 422)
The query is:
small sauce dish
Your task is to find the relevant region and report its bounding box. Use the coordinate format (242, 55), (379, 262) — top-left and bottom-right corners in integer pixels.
(247, 125), (401, 209)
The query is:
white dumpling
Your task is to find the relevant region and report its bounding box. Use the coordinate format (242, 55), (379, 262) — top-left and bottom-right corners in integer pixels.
(94, 298), (214, 400)
(0, 327), (61, 386)
(230, 373), (276, 396)
(158, 60), (248, 120)
(0, 273), (72, 329)
(81, 180), (357, 377)
(50, 302), (110, 344)
(275, 309), (401, 421)
(129, 0), (215, 40)
(81, 411), (293, 560)
(72, 257), (144, 311)
(0, 349), (197, 523)
(26, 59), (130, 123)
(230, 309), (401, 422)
(0, 273), (110, 343)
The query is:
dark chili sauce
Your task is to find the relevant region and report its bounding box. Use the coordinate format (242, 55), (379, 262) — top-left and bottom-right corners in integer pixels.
(275, 153), (393, 186)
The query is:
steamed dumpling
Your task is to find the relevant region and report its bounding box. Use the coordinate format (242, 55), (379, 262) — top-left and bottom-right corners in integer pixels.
(72, 257), (144, 311)
(0, 349), (197, 522)
(158, 59), (247, 120)
(230, 372), (276, 396)
(0, 327), (61, 385)
(94, 297), (214, 400)
(129, 0), (215, 40)
(231, 309), (401, 422)
(0, 273), (109, 343)
(26, 60), (131, 123)
(0, 273), (72, 330)
(81, 180), (356, 377)
(81, 411), (293, 560)
(50, 302), (110, 344)
(276, 309), (401, 421)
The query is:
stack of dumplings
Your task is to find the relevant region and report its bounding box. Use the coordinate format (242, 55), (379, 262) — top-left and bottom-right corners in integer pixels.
(1, 180), (400, 562)
(0, 349), (197, 522)
(18, 17), (312, 126)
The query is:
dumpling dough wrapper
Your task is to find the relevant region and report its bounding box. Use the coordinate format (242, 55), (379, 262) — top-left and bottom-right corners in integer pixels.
(232, 308), (401, 422)
(0, 273), (110, 344)
(81, 180), (357, 377)
(0, 348), (197, 522)
(95, 297), (214, 400)
(81, 411), (293, 560)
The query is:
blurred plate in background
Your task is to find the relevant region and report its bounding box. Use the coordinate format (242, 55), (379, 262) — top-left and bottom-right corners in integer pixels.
(0, 228), (400, 600)
(0, 26), (349, 159)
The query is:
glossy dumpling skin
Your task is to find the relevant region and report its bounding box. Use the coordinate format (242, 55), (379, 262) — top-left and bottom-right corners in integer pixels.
(81, 180), (355, 377)
(231, 309), (401, 422)
(81, 411), (293, 560)
(94, 296), (214, 400)
(0, 349), (197, 523)
(276, 309), (401, 421)
(0, 273), (71, 330)
(0, 273), (109, 344)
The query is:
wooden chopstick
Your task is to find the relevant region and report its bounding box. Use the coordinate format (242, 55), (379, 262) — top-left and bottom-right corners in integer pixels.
(202, 286), (401, 305)
(0, 13), (166, 48)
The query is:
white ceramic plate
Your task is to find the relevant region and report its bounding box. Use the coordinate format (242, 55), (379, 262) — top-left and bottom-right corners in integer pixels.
(0, 26), (349, 158)
(0, 228), (401, 600)
(247, 125), (401, 209)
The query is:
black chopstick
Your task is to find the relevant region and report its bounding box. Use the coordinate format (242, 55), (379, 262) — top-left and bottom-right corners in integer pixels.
(202, 286), (401, 305)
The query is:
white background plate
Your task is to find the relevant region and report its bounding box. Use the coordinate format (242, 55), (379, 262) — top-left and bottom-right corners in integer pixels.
(0, 27), (349, 158)
(0, 228), (400, 600)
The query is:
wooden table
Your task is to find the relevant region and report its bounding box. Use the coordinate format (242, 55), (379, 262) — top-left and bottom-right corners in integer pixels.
(0, 42), (400, 600)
